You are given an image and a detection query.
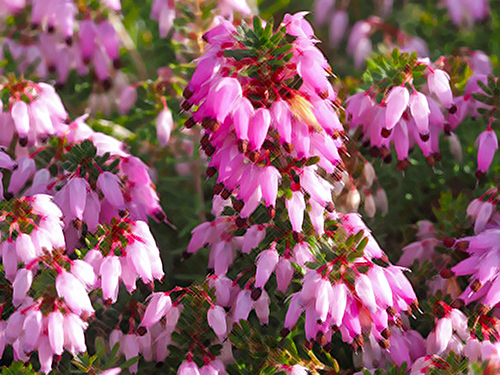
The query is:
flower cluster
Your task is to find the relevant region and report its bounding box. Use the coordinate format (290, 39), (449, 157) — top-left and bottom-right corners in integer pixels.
(180, 16), (419, 366)
(0, 77), (167, 372)
(0, 0), (122, 87)
(346, 49), (499, 176)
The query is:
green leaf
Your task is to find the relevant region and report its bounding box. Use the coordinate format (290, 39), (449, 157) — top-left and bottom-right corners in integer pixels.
(223, 49), (253, 61)
(253, 16), (263, 37)
(271, 44), (292, 57)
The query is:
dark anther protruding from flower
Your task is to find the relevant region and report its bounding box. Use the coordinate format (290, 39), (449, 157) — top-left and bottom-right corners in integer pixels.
(47, 25), (55, 33)
(383, 154), (393, 164)
(475, 170), (486, 180)
(280, 328), (290, 338)
(212, 121), (221, 132)
(471, 279), (482, 292)
(19, 136), (28, 147)
(205, 145), (216, 156)
(102, 78), (113, 91)
(221, 188), (232, 200)
(451, 299), (464, 309)
(379, 146), (390, 159)
(410, 300), (419, 312)
(444, 123), (452, 136)
(386, 306), (397, 317)
(394, 317), (404, 328)
(433, 152), (442, 162)
(39, 135), (49, 144)
(318, 90), (329, 100)
(118, 210), (127, 218)
(283, 142), (294, 153)
(352, 335), (364, 350)
(235, 217), (247, 228)
(233, 199), (244, 212)
(207, 268), (215, 275)
(237, 139), (248, 154)
(137, 326), (147, 336)
(48, 65), (57, 74)
(72, 218), (82, 230)
(64, 117), (71, 125)
(397, 159), (410, 171)
(267, 206), (275, 219)
(370, 146), (379, 158)
(113, 58), (123, 70)
(184, 117), (196, 129)
(202, 117), (217, 131)
(206, 167), (217, 178)
(31, 23), (39, 30)
(381, 127), (392, 138)
(213, 183), (224, 195)
(65, 37), (73, 46)
(4, 192), (14, 200)
(448, 104), (458, 114)
(378, 339), (390, 349)
(182, 250), (192, 260)
(247, 150), (259, 163)
(455, 240), (469, 252)
(325, 202), (335, 213)
(201, 133), (211, 147)
(183, 87), (194, 100)
(153, 209), (166, 223)
(181, 100), (193, 112)
(381, 328), (391, 339)
(362, 140), (370, 148)
(443, 237), (455, 248)
(316, 331), (326, 346)
(83, 57), (91, 65)
(379, 253), (390, 265)
(420, 133), (430, 142)
(292, 231), (304, 243)
(440, 269), (454, 279)
(478, 304), (490, 316)
(251, 287), (262, 301)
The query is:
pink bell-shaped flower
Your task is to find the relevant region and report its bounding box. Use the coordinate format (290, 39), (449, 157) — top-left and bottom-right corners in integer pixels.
(476, 128), (498, 174)
(255, 247), (279, 289)
(207, 305), (227, 338)
(385, 86), (409, 130)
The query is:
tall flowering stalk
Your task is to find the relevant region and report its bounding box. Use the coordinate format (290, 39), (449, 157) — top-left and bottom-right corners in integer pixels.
(170, 13), (419, 372)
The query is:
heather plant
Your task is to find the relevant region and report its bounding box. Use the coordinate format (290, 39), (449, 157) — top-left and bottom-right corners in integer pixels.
(0, 0), (499, 375)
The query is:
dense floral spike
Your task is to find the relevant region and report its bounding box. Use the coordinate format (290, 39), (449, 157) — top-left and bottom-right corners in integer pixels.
(0, 1), (123, 86)
(346, 49), (499, 176)
(182, 14), (418, 355)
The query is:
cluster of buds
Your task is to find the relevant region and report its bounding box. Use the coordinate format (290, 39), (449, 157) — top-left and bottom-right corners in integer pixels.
(445, 189), (500, 309)
(0, 0), (122, 87)
(0, 79), (67, 149)
(0, 195), (90, 372)
(0, 73), (168, 372)
(346, 56), (454, 170)
(347, 48), (499, 177)
(184, 14), (344, 224)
